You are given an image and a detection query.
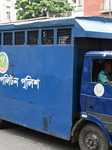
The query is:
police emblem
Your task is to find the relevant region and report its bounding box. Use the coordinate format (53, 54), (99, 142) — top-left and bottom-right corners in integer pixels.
(94, 84), (104, 97)
(0, 52), (9, 73)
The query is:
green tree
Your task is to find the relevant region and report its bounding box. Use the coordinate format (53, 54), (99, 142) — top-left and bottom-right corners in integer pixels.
(15, 0), (74, 20)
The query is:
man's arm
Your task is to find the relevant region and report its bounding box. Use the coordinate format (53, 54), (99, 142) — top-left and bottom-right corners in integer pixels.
(105, 81), (112, 84)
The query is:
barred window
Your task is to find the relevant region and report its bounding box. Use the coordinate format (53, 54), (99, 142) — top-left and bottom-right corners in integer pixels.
(41, 30), (54, 45)
(57, 28), (71, 44)
(4, 32), (12, 45)
(15, 31), (25, 45)
(27, 30), (38, 45)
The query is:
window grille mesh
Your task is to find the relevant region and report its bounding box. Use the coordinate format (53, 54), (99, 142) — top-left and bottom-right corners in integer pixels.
(4, 32), (12, 45)
(57, 28), (71, 44)
(27, 30), (38, 45)
(42, 30), (54, 44)
(15, 31), (25, 45)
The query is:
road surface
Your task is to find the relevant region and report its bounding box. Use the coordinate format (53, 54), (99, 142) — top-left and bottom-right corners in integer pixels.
(0, 122), (80, 150)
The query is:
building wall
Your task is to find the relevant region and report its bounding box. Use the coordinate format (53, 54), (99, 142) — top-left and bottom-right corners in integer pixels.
(0, 0), (112, 23)
(0, 0), (16, 23)
(84, 0), (105, 17)
(69, 0), (84, 17)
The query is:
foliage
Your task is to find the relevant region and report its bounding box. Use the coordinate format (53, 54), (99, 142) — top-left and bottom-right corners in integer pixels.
(15, 0), (74, 19)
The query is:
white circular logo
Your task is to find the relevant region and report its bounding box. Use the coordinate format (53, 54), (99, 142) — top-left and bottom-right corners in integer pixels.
(94, 84), (104, 97)
(0, 52), (9, 74)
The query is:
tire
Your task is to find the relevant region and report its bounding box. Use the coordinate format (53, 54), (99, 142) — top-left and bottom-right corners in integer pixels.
(79, 123), (109, 150)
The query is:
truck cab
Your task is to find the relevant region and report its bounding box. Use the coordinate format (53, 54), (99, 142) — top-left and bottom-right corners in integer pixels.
(79, 51), (112, 150)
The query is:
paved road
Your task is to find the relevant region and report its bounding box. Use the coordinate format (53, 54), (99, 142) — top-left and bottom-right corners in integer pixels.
(0, 123), (80, 150)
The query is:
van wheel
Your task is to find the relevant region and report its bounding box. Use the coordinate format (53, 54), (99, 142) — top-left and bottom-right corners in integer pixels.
(0, 120), (7, 128)
(79, 123), (109, 150)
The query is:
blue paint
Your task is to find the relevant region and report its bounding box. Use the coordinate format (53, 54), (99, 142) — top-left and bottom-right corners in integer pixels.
(80, 51), (112, 145)
(0, 17), (112, 146)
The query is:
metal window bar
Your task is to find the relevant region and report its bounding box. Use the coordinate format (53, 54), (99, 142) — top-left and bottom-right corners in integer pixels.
(57, 28), (71, 44)
(41, 30), (54, 45)
(27, 30), (38, 45)
(4, 32), (12, 45)
(15, 31), (25, 45)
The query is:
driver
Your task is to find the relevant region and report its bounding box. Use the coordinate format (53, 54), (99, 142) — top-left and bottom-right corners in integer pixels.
(97, 60), (112, 84)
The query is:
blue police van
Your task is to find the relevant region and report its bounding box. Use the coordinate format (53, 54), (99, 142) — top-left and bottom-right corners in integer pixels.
(0, 16), (112, 150)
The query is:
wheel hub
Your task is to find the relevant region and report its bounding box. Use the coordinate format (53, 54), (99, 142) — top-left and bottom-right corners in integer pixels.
(85, 133), (99, 150)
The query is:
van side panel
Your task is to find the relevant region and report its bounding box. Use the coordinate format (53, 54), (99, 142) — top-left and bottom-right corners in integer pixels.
(0, 45), (74, 139)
